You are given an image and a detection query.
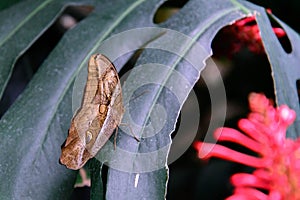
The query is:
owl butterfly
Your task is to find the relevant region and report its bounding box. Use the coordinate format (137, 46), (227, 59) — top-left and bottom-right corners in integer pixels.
(60, 54), (124, 170)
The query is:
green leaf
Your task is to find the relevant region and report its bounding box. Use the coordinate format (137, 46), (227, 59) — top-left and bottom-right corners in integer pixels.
(0, 0), (174, 199)
(2, 0), (299, 199)
(89, 159), (103, 200)
(0, 0), (64, 98)
(240, 2), (300, 138)
(259, 13), (300, 139)
(0, 0), (22, 11)
(100, 1), (248, 199)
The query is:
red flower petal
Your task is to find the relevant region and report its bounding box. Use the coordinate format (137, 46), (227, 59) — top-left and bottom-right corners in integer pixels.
(231, 173), (269, 189)
(194, 93), (300, 199)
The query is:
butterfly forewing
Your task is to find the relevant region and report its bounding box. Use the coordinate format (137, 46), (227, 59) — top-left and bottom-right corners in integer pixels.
(60, 54), (124, 170)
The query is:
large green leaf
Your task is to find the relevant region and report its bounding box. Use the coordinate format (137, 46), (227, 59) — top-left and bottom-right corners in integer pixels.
(0, 0), (162, 199)
(101, 1), (247, 199)
(0, 0), (22, 11)
(255, 7), (300, 138)
(234, 1), (300, 138)
(0, 0), (73, 97)
(1, 0), (299, 199)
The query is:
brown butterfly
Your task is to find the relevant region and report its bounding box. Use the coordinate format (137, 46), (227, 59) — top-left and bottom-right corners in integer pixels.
(60, 54), (124, 170)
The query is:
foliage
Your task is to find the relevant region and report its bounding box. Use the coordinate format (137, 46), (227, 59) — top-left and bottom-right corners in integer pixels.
(0, 0), (299, 199)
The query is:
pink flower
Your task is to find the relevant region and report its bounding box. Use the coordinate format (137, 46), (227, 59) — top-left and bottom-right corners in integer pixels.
(213, 9), (286, 57)
(194, 93), (300, 199)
